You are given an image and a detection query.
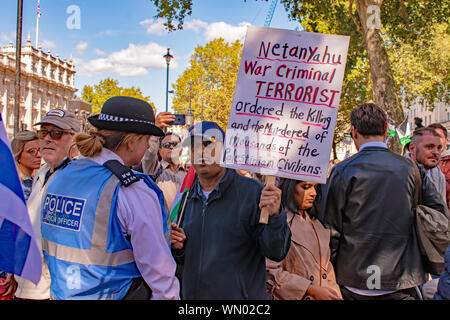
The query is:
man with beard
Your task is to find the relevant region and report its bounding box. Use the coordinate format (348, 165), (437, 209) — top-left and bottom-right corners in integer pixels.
(428, 123), (450, 209)
(410, 127), (446, 204)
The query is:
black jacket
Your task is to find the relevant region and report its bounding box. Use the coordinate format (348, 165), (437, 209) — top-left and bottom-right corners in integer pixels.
(323, 146), (446, 290)
(175, 169), (291, 299)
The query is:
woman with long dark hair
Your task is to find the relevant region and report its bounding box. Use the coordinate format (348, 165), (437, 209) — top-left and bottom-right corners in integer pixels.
(266, 178), (342, 300)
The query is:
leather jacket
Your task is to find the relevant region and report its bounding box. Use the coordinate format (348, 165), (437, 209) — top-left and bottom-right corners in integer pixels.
(323, 146), (446, 290)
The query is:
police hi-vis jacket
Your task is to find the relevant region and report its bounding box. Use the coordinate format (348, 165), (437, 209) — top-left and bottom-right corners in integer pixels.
(41, 155), (170, 300)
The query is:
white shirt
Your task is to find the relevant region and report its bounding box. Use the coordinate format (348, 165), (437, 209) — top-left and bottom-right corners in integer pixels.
(15, 164), (52, 299)
(89, 148), (180, 300)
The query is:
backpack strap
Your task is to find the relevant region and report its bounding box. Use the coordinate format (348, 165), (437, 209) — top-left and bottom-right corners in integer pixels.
(150, 163), (164, 181)
(103, 160), (140, 187)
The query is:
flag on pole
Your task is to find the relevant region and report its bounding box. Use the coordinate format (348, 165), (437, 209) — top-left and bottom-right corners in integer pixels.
(36, 0), (41, 48)
(387, 117), (396, 137)
(0, 114), (42, 285)
(169, 166), (196, 224)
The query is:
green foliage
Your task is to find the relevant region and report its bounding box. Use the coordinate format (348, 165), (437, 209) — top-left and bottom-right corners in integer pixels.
(387, 23), (450, 108)
(280, 0), (372, 144)
(172, 39), (243, 130)
(279, 0), (449, 142)
(149, 0), (448, 147)
(151, 0), (193, 31)
(81, 78), (153, 114)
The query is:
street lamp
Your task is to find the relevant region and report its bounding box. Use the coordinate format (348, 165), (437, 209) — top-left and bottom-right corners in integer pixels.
(14, 0), (24, 136)
(163, 48), (173, 113)
(186, 109), (194, 128)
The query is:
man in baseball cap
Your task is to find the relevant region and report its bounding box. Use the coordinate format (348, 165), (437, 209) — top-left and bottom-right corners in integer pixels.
(182, 121), (225, 167)
(33, 109), (81, 172)
(14, 109), (81, 300)
(182, 121), (225, 147)
(34, 109), (81, 132)
(171, 120), (291, 300)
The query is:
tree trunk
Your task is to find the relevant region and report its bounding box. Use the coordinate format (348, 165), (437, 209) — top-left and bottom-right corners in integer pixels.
(355, 0), (404, 153)
(332, 141), (338, 160)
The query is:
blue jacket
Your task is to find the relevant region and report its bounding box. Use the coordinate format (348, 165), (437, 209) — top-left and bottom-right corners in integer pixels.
(41, 158), (166, 300)
(175, 168), (291, 299)
(435, 245), (450, 300)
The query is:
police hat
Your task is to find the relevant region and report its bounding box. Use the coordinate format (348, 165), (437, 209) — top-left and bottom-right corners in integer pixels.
(88, 96), (164, 136)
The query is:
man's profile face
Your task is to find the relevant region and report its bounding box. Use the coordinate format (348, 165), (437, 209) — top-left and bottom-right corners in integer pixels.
(434, 128), (448, 153)
(159, 134), (182, 165)
(412, 134), (443, 170)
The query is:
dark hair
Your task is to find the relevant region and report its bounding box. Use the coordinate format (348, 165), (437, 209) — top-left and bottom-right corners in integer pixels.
(350, 103), (387, 136)
(427, 123), (448, 139)
(159, 132), (181, 145)
(411, 127), (441, 145)
(280, 178), (321, 219)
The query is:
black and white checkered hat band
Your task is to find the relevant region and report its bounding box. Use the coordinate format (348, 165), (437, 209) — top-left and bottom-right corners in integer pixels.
(98, 113), (154, 125)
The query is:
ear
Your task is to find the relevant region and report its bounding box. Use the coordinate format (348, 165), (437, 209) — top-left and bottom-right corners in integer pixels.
(352, 127), (358, 140)
(126, 138), (138, 152)
(409, 143), (417, 160)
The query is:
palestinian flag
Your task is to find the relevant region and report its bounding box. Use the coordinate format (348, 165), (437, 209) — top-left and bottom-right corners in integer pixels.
(170, 165), (196, 225)
(396, 115), (411, 147)
(387, 117), (396, 137)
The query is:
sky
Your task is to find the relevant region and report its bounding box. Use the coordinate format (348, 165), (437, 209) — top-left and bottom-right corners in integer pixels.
(0, 0), (299, 113)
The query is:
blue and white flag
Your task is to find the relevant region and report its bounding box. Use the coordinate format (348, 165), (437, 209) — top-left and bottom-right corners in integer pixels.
(0, 115), (42, 284)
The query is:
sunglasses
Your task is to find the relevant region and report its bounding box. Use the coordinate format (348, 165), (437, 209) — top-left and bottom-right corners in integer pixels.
(37, 129), (74, 140)
(161, 141), (180, 149)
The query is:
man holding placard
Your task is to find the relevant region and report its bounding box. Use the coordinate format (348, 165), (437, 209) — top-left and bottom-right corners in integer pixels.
(171, 121), (291, 299)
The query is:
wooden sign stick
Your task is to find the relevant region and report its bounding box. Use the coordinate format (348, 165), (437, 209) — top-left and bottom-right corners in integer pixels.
(259, 175), (276, 224)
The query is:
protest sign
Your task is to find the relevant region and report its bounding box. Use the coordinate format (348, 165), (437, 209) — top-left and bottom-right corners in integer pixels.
(221, 26), (350, 184)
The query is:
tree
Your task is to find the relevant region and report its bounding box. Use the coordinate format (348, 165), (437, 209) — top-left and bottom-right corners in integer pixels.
(149, 0), (449, 153)
(172, 39), (243, 130)
(151, 0), (193, 31)
(81, 78), (153, 114)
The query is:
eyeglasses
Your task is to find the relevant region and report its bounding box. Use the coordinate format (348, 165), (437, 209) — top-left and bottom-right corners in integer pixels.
(37, 129), (74, 140)
(161, 141), (180, 149)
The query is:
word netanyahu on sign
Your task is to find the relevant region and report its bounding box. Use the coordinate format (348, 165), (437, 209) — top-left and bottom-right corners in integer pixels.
(258, 42), (344, 65)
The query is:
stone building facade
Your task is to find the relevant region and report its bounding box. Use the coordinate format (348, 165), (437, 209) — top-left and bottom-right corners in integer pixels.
(406, 99), (450, 131)
(0, 37), (77, 138)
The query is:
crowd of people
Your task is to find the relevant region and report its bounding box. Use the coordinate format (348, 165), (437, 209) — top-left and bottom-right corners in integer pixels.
(1, 97), (449, 300)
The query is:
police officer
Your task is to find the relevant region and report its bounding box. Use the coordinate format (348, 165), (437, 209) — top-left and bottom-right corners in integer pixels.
(41, 96), (180, 300)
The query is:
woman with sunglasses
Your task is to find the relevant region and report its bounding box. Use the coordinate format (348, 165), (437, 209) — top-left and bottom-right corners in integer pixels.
(40, 96), (179, 300)
(10, 131), (42, 200)
(266, 179), (342, 300)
